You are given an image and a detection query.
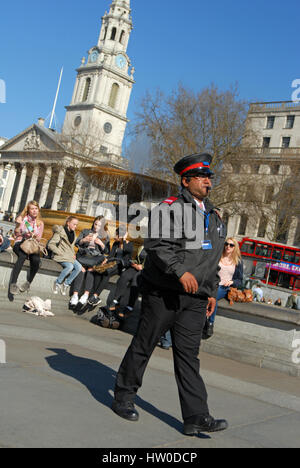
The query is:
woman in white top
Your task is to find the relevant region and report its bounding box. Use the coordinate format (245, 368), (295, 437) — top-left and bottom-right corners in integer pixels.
(205, 237), (243, 337)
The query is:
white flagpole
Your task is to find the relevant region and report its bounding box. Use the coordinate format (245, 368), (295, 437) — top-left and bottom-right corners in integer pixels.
(49, 67), (63, 129)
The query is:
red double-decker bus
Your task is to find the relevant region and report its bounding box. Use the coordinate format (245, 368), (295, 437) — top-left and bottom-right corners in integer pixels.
(239, 237), (300, 291)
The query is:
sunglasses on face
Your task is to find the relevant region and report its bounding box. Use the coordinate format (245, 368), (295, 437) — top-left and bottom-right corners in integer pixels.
(225, 242), (235, 248)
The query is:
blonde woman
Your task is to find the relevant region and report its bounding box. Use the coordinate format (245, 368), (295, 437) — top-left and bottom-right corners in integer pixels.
(10, 200), (44, 295)
(205, 237), (243, 338)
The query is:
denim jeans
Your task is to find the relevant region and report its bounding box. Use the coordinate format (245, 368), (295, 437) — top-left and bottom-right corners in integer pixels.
(0, 237), (11, 252)
(56, 260), (82, 286)
(160, 330), (172, 347)
(209, 285), (229, 324)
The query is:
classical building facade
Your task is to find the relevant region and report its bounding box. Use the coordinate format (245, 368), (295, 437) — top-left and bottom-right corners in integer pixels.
(224, 100), (300, 246)
(0, 0), (134, 218)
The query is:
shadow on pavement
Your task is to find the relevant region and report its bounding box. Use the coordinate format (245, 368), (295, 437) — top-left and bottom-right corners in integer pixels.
(45, 348), (182, 434)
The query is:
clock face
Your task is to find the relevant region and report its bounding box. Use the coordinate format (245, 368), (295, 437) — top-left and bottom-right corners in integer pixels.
(115, 54), (126, 69)
(90, 51), (99, 63)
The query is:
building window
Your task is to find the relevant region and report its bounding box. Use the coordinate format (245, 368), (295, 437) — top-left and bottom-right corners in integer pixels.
(270, 164), (280, 175)
(266, 116), (275, 129)
(285, 115), (295, 129)
(265, 185), (275, 204)
(262, 137), (271, 148)
(282, 137), (290, 148)
(238, 214), (248, 236)
(82, 78), (91, 102)
(110, 27), (117, 41)
(109, 83), (119, 109)
(103, 26), (108, 41)
(257, 218), (267, 238)
(119, 30), (125, 44)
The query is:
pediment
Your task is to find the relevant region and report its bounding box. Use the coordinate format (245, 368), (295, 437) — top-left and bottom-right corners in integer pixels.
(0, 124), (65, 154)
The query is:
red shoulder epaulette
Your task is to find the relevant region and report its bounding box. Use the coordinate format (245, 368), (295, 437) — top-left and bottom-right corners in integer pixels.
(162, 196), (178, 205)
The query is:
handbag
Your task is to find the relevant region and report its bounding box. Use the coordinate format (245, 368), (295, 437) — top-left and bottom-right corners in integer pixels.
(20, 236), (47, 256)
(77, 254), (104, 268)
(93, 260), (118, 275)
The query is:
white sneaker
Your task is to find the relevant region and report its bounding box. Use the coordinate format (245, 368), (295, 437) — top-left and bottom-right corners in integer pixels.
(70, 294), (79, 307)
(79, 293), (89, 305)
(53, 281), (61, 294)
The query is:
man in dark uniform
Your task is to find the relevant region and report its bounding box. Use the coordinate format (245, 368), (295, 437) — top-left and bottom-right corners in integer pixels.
(112, 153), (228, 436)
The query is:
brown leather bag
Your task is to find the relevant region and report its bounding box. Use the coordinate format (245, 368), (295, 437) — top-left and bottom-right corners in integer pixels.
(93, 260), (117, 274)
(20, 237), (47, 256)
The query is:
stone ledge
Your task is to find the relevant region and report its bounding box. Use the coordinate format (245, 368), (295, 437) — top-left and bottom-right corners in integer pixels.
(0, 252), (299, 377)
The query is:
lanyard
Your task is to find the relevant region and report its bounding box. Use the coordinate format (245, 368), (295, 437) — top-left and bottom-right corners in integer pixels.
(197, 209), (211, 235)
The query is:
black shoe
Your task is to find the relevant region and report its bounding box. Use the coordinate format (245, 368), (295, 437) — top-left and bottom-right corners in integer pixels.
(88, 296), (102, 307)
(183, 414), (228, 436)
(111, 400), (139, 422)
(202, 320), (214, 340)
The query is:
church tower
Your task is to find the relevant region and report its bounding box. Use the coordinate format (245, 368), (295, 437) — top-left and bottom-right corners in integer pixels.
(62, 0), (134, 168)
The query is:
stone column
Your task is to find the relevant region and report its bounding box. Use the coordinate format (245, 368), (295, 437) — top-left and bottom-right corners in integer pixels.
(86, 186), (99, 216)
(38, 165), (52, 208)
(13, 164), (27, 215)
(69, 180), (82, 214)
(25, 165), (40, 205)
(51, 168), (66, 210)
(2, 164), (17, 212)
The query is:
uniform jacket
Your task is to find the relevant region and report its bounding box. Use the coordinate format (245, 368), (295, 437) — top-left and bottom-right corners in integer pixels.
(142, 188), (226, 298)
(48, 225), (77, 263)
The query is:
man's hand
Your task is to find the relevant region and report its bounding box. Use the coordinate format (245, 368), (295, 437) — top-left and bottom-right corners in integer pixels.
(179, 272), (199, 294)
(206, 297), (216, 317)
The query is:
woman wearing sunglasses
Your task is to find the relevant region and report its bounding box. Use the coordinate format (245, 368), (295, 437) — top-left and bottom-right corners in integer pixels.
(205, 237), (243, 338)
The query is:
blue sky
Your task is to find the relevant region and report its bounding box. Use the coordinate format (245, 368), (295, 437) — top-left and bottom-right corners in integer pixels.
(0, 0), (299, 143)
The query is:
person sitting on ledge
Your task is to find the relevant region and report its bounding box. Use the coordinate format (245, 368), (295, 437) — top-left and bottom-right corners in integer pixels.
(88, 227), (133, 308)
(9, 200), (44, 295)
(48, 216), (82, 296)
(0, 232), (11, 253)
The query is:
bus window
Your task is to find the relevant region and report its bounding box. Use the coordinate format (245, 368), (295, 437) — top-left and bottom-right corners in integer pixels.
(277, 273), (294, 289)
(267, 269), (278, 285)
(272, 248), (283, 260)
(294, 278), (300, 290)
(255, 243), (272, 258)
(295, 252), (300, 265)
(283, 250), (295, 263)
(241, 241), (255, 254)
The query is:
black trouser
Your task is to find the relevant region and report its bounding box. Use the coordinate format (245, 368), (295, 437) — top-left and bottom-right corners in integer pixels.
(109, 267), (140, 307)
(114, 284), (209, 420)
(93, 264), (123, 296)
(11, 242), (41, 285)
(73, 270), (95, 293)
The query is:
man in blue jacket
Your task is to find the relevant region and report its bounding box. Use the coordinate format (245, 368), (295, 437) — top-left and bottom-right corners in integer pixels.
(111, 153), (228, 436)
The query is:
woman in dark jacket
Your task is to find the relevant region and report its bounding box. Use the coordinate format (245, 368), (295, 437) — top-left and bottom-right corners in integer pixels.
(69, 216), (110, 307)
(87, 227), (133, 307)
(205, 237), (243, 338)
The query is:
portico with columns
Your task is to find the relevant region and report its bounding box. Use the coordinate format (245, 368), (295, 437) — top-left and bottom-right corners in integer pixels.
(0, 0), (135, 218)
